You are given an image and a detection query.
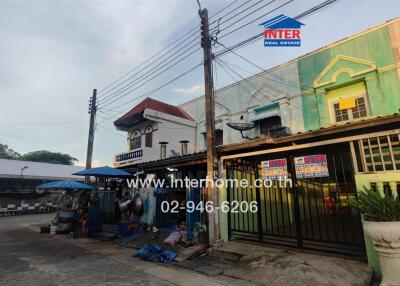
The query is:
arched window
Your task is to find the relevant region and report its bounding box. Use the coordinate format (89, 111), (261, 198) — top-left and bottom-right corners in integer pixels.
(130, 130), (142, 150)
(144, 126), (153, 148)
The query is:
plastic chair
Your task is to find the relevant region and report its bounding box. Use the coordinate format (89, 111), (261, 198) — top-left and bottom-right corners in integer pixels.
(27, 205), (35, 214)
(0, 206), (8, 217)
(7, 204), (16, 216)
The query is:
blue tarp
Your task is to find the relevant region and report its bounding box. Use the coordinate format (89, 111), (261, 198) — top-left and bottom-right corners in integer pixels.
(133, 243), (177, 263)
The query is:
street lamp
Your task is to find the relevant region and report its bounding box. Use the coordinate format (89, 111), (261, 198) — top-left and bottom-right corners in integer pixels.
(20, 166), (29, 177)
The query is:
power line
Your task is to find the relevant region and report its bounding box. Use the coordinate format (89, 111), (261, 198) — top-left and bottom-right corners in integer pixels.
(97, 0), (282, 106)
(215, 0), (338, 57)
(215, 40), (307, 89)
(216, 58), (304, 116)
(210, 0), (274, 31)
(96, 123), (126, 138)
(216, 58), (278, 102)
(97, 42), (201, 107)
(97, 32), (200, 102)
(218, 0), (295, 40)
(97, 63), (203, 123)
(96, 0), (244, 99)
(0, 120), (87, 127)
(97, 0), (338, 123)
(97, 46), (202, 109)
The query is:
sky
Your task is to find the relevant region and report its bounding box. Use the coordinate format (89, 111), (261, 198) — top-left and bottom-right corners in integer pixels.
(0, 0), (399, 166)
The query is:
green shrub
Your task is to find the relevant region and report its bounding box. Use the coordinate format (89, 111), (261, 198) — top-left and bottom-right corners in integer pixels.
(348, 187), (400, 222)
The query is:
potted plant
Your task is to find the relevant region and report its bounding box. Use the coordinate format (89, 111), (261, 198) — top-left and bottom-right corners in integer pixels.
(192, 222), (207, 244)
(348, 187), (400, 286)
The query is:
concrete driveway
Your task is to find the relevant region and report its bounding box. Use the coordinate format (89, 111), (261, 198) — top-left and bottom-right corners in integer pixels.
(0, 214), (372, 286)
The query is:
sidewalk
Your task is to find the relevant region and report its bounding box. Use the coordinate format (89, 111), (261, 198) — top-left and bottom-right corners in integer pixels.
(209, 241), (372, 286)
(50, 230), (372, 285)
(20, 214), (372, 286)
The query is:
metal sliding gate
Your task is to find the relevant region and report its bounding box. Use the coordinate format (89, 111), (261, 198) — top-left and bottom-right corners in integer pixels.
(226, 144), (365, 256)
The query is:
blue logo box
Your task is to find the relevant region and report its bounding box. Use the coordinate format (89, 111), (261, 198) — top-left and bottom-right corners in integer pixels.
(264, 39), (301, 47)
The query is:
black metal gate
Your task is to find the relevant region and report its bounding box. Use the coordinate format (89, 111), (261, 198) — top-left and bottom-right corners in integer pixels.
(155, 190), (180, 227)
(226, 143), (365, 256)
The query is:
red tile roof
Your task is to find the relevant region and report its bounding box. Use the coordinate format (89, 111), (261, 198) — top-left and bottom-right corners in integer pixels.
(114, 97), (194, 126)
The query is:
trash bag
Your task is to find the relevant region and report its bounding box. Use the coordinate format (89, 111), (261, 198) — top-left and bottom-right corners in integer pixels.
(133, 243), (177, 263)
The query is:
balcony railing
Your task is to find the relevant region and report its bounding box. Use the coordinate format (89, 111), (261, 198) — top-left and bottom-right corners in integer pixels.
(115, 149), (143, 163)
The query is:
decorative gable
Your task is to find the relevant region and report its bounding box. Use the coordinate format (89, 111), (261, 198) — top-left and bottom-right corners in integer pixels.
(313, 55), (377, 88)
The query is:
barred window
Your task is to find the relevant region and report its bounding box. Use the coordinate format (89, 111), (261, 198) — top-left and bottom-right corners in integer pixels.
(358, 134), (400, 172)
(333, 96), (368, 123)
(334, 103), (349, 122)
(351, 97), (367, 119)
(130, 136), (141, 150)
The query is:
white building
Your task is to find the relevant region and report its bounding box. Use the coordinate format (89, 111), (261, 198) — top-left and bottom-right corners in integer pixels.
(113, 97), (196, 167)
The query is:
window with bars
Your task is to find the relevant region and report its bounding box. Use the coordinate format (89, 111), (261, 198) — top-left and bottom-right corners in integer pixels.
(356, 133), (400, 172)
(333, 97), (368, 122)
(130, 136), (142, 150)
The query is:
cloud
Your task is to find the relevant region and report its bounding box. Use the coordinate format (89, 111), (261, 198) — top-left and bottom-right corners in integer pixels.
(0, 0), (197, 165)
(173, 84), (204, 95)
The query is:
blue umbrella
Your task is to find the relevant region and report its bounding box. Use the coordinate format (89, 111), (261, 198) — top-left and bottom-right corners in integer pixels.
(36, 180), (95, 191)
(72, 166), (132, 178)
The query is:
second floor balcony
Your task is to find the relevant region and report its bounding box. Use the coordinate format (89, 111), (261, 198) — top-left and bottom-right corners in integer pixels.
(113, 149), (143, 167)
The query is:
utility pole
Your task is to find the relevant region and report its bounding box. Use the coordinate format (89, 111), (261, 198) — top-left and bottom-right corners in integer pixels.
(199, 7), (219, 245)
(85, 89), (97, 180)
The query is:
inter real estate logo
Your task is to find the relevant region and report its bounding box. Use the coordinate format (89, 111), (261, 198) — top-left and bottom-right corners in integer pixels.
(260, 14), (304, 47)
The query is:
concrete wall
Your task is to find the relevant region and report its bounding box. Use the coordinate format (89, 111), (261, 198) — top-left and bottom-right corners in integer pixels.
(180, 61), (303, 149)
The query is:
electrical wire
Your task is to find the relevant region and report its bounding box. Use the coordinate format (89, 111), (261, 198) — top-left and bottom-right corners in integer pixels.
(97, 0), (284, 106)
(97, 63), (203, 124)
(97, 123), (126, 138)
(215, 40), (308, 89)
(0, 120), (88, 127)
(218, 0), (295, 39)
(97, 0), (338, 122)
(97, 42), (201, 107)
(97, 0), (247, 100)
(215, 0), (338, 56)
(97, 46), (202, 109)
(216, 58), (277, 102)
(210, 0), (274, 32)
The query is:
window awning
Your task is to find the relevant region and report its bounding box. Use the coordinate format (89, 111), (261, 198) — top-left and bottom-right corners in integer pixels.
(249, 102), (281, 122)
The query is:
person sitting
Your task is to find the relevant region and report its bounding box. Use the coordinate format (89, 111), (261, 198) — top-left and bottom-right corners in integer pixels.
(163, 220), (190, 247)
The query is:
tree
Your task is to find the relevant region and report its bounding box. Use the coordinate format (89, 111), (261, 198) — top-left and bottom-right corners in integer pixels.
(21, 150), (78, 165)
(0, 144), (21, 159)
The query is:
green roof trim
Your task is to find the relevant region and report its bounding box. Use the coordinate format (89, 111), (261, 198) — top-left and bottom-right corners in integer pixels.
(254, 102), (280, 113)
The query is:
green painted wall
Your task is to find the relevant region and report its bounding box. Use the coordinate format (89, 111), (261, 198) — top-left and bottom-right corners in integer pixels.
(298, 26), (400, 131)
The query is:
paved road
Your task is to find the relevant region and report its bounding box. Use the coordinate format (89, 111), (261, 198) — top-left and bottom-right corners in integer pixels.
(0, 214), (372, 286)
(0, 214), (175, 286)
